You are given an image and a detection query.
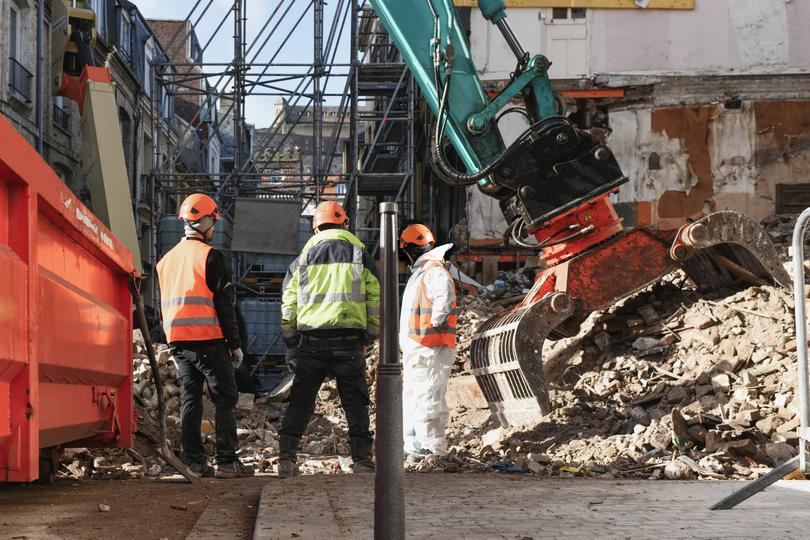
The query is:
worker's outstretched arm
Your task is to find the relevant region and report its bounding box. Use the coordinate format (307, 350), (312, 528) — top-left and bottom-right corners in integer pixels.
(206, 249), (242, 349)
(425, 267), (456, 328)
(281, 258), (301, 344)
(362, 250), (381, 338)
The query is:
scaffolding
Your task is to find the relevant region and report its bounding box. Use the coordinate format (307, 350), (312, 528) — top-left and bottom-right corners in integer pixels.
(145, 1), (425, 381)
(147, 0), (358, 289)
(348, 2), (417, 250)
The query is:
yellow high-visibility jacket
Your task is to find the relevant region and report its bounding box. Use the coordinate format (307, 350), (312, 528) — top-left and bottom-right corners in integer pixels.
(282, 229), (380, 339)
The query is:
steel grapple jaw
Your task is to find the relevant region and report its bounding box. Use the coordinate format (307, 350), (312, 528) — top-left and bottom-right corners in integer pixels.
(470, 292), (574, 426)
(469, 211), (790, 427)
(672, 211), (791, 291)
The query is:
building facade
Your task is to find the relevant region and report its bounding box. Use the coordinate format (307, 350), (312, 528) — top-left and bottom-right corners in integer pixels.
(1, 0), (82, 193)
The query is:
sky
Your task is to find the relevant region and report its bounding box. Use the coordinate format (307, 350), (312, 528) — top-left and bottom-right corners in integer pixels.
(134, 0), (352, 129)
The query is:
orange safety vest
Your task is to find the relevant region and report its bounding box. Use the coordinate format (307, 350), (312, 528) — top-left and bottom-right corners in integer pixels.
(408, 260), (457, 347)
(156, 239), (225, 344)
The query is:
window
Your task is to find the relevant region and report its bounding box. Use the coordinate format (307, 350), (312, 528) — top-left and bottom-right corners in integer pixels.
(9, 3), (20, 59)
(53, 96), (70, 131)
(8, 1), (32, 103)
(90, 0), (107, 39)
(120, 10), (132, 59)
(552, 7), (568, 19)
(144, 39), (154, 96)
(551, 8), (587, 21)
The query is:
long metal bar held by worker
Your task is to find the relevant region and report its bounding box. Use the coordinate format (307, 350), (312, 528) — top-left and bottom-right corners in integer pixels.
(374, 202), (405, 540)
(368, 0), (791, 426)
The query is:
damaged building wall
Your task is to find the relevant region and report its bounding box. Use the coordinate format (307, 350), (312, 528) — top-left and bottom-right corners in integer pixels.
(590, 0), (810, 73)
(609, 101), (810, 229)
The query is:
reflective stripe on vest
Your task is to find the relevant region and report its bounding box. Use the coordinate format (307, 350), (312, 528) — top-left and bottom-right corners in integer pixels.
(407, 260), (457, 347)
(156, 239), (225, 343)
(297, 244), (366, 305)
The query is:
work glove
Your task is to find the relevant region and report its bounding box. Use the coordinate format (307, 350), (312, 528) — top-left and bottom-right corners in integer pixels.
(284, 347), (298, 374)
(433, 319), (452, 333)
(230, 348), (244, 370)
(283, 333), (301, 348)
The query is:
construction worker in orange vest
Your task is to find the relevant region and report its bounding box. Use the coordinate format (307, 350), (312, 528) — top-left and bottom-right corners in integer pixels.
(156, 193), (253, 479)
(399, 224), (457, 462)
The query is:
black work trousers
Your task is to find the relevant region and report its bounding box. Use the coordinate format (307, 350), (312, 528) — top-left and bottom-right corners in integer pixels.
(173, 341), (239, 465)
(280, 333), (371, 440)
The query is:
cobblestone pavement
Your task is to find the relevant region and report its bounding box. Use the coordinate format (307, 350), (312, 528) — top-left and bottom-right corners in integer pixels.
(253, 475), (810, 539)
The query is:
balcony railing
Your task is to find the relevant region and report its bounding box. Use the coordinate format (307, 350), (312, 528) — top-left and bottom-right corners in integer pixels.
(8, 57), (33, 103)
(53, 102), (70, 131)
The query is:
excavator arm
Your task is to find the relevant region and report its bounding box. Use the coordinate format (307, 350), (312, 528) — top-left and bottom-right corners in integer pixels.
(368, 0), (790, 426)
(369, 0), (626, 249)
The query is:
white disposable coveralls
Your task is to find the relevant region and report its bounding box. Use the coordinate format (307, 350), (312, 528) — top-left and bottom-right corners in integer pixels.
(399, 243), (456, 455)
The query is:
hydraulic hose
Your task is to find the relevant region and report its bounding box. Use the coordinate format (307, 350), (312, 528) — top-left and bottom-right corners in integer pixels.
(430, 72), (569, 187)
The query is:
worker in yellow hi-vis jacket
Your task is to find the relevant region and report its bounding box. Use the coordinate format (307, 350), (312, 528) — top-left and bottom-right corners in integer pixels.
(278, 201), (380, 478)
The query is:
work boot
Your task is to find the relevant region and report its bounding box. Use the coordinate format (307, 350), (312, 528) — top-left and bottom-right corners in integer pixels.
(214, 459), (255, 479)
(187, 461), (215, 478)
(350, 436), (375, 473)
(278, 435), (300, 479)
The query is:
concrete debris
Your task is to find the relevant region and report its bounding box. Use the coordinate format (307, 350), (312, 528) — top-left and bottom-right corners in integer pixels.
(60, 333), (290, 480)
(68, 248), (802, 482)
(423, 271), (802, 480)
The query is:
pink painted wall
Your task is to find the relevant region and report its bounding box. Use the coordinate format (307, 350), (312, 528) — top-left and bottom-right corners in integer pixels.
(590, 0), (810, 74)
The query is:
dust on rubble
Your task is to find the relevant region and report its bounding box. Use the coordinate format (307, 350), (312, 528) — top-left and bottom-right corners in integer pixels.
(442, 272), (803, 481)
(66, 237), (804, 482)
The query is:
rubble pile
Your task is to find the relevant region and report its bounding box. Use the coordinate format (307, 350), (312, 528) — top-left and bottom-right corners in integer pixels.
(60, 333), (357, 479)
(480, 268), (535, 301)
(440, 274), (804, 480)
(61, 263), (803, 482)
(761, 213), (804, 254)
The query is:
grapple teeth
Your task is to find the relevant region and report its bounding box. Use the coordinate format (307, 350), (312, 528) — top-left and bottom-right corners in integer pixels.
(675, 211), (791, 291)
(470, 292), (574, 427)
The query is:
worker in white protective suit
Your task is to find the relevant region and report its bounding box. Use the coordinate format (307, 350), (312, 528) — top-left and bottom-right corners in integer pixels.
(399, 224), (457, 461)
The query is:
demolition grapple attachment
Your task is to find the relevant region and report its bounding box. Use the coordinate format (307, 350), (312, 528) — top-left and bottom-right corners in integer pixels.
(470, 211), (790, 427)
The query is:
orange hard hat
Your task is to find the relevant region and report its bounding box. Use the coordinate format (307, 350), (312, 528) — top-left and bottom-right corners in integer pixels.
(400, 224), (435, 249)
(178, 193), (220, 221)
(313, 201), (348, 230)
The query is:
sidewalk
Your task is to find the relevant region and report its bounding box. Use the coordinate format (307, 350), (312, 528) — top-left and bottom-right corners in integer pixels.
(253, 474), (810, 539)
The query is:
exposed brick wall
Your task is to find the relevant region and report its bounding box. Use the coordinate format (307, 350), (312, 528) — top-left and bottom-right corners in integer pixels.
(148, 19), (203, 124)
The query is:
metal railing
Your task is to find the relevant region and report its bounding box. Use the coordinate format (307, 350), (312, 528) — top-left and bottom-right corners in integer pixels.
(8, 57), (33, 103)
(53, 102), (70, 131)
(790, 208), (810, 474)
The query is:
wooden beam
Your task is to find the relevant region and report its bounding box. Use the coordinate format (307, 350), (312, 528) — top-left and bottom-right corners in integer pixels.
(561, 88), (625, 98)
(454, 0), (695, 9)
(482, 255), (499, 284)
(485, 88), (625, 99)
